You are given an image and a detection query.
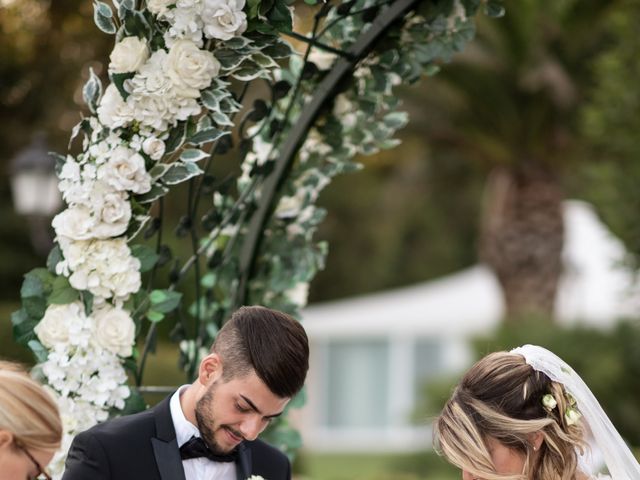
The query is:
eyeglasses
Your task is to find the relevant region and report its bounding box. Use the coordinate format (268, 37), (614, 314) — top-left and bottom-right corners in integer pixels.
(16, 442), (52, 480)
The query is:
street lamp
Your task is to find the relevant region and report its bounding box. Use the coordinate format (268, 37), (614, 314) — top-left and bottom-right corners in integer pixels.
(10, 132), (62, 255)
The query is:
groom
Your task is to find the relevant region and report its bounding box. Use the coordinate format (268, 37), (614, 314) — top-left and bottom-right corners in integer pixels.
(62, 305), (309, 480)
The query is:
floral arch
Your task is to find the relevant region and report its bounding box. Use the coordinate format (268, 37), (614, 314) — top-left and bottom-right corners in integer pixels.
(12, 0), (503, 476)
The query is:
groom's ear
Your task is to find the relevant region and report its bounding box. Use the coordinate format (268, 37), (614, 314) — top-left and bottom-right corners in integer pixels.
(198, 353), (224, 386)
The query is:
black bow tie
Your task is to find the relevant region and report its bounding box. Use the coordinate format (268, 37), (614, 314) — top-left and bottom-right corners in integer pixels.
(179, 436), (238, 463)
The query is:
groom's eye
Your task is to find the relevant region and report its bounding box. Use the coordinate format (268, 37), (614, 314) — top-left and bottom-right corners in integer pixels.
(235, 402), (250, 413)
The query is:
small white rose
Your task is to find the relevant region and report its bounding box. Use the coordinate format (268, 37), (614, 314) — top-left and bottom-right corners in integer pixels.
(202, 0), (248, 41)
(542, 393), (557, 411)
(98, 147), (152, 194)
(565, 407), (582, 426)
(147, 0), (174, 15)
(165, 40), (220, 98)
(109, 36), (150, 74)
(92, 305), (136, 357)
(142, 136), (166, 160)
(35, 302), (86, 348)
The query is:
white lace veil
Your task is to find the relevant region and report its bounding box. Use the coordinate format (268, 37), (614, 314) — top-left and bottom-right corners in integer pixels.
(510, 344), (640, 480)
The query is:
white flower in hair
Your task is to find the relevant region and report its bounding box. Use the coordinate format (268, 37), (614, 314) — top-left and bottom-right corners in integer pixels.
(541, 393), (557, 411)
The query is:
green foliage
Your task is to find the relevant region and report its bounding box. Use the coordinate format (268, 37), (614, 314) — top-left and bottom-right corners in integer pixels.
(577, 0), (640, 267)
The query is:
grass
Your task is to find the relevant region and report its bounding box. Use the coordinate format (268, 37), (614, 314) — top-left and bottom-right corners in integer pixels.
(293, 451), (458, 480)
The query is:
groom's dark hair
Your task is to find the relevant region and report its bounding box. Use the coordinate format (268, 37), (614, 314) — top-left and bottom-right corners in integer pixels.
(212, 305), (309, 398)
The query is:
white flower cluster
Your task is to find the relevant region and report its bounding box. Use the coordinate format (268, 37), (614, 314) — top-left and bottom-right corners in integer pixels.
(34, 301), (133, 475)
(148, 0), (248, 47)
(99, 39), (221, 132)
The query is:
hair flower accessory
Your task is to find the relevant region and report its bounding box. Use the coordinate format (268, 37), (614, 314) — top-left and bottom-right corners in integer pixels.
(565, 406), (582, 426)
(542, 393), (557, 411)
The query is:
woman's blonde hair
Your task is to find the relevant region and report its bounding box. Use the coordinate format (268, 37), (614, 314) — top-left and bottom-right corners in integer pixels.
(433, 351), (586, 480)
(0, 361), (62, 451)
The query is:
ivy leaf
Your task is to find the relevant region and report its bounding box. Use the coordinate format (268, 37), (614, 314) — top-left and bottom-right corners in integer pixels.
(149, 289), (182, 313)
(232, 60), (267, 81)
(246, 0), (261, 19)
(122, 8), (152, 37)
(148, 164), (170, 180)
(188, 128), (229, 146)
(214, 48), (245, 70)
(117, 0), (135, 19)
(180, 148), (209, 162)
(262, 41), (292, 59)
(201, 90), (221, 111)
(161, 161), (203, 185)
(135, 184), (169, 204)
(48, 276), (79, 305)
(165, 121), (188, 154)
(82, 67), (103, 114)
(110, 72), (134, 100)
(225, 36), (251, 49)
(383, 111), (408, 130)
(93, 1), (116, 34)
(267, 0), (293, 33)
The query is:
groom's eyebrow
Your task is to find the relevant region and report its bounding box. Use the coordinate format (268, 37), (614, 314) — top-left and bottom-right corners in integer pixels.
(239, 394), (283, 418)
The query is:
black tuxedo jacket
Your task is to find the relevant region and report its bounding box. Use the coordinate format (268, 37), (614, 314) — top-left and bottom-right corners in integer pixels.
(61, 396), (291, 480)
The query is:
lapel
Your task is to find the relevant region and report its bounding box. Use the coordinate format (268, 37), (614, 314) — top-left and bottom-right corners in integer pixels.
(235, 442), (252, 480)
(151, 395), (187, 480)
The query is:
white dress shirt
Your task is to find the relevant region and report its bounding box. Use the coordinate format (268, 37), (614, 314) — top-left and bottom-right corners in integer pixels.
(170, 385), (237, 480)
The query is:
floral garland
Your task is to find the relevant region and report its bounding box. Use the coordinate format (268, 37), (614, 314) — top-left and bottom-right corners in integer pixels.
(12, 0), (502, 476)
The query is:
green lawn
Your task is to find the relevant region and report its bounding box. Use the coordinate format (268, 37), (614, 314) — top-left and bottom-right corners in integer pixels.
(294, 451), (458, 480)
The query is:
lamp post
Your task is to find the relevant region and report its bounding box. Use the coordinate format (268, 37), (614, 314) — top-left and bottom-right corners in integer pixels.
(10, 132), (62, 256)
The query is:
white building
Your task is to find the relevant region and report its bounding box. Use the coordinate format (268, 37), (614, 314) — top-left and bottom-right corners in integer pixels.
(296, 201), (639, 452)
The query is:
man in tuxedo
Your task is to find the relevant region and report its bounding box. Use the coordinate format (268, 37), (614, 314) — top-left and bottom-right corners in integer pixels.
(62, 305), (309, 480)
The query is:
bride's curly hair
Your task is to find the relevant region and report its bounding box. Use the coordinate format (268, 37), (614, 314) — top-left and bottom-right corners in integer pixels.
(433, 351), (586, 480)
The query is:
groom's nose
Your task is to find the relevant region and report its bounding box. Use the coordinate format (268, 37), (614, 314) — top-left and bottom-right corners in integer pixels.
(239, 414), (267, 441)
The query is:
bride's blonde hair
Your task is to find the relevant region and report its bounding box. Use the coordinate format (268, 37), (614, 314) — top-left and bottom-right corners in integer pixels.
(433, 351), (586, 480)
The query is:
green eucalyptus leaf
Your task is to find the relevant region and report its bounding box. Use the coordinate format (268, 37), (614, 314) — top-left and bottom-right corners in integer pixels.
(48, 276), (79, 305)
(146, 310), (165, 323)
(383, 111), (408, 130)
(246, 0), (261, 19)
(117, 0), (135, 19)
(21, 268), (54, 298)
(149, 289), (182, 313)
(28, 340), (49, 363)
(11, 308), (37, 346)
(484, 0), (505, 17)
(161, 161), (203, 185)
(120, 389), (147, 415)
(46, 245), (63, 274)
(131, 244), (160, 272)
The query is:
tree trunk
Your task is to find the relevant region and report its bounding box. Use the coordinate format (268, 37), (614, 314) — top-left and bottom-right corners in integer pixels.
(479, 164), (564, 322)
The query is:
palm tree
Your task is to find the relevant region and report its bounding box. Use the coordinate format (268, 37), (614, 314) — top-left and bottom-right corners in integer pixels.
(403, 0), (619, 321)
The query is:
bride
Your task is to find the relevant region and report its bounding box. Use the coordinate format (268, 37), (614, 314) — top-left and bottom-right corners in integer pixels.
(433, 345), (640, 480)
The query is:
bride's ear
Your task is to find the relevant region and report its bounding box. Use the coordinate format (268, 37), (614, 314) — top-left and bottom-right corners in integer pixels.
(530, 431), (544, 451)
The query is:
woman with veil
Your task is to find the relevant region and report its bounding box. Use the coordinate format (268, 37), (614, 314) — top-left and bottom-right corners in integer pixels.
(433, 344), (640, 480)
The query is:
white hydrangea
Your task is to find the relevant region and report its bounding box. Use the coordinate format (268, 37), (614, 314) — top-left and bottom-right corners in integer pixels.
(164, 3), (203, 46)
(57, 238), (141, 301)
(201, 0), (247, 41)
(146, 0), (174, 15)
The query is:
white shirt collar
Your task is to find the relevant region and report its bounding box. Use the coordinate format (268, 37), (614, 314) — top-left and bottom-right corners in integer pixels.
(169, 385), (200, 448)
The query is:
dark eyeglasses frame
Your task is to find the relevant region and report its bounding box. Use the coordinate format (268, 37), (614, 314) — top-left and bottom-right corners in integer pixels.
(16, 442), (52, 480)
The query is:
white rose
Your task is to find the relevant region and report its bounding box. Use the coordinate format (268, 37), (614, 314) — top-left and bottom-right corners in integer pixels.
(53, 207), (95, 241)
(202, 0), (248, 41)
(35, 302), (85, 348)
(92, 305), (136, 357)
(90, 186), (131, 238)
(109, 36), (149, 74)
(97, 84), (134, 128)
(142, 136), (166, 160)
(165, 40), (220, 97)
(98, 147), (152, 193)
(147, 0), (174, 15)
